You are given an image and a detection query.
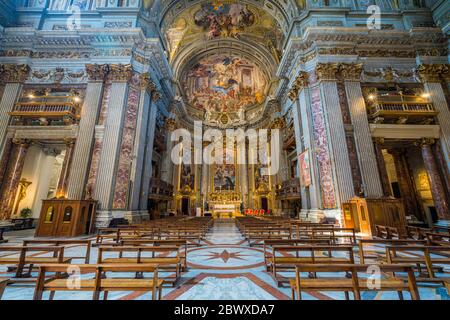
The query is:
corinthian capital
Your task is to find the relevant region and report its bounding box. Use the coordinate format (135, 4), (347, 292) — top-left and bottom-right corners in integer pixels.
(417, 64), (448, 83)
(339, 63), (363, 82)
(107, 64), (132, 82)
(85, 64), (109, 82)
(288, 71), (309, 101)
(315, 63), (339, 82)
(0, 64), (30, 83)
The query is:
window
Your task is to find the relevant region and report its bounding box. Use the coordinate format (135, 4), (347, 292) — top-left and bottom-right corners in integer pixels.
(44, 206), (54, 223)
(63, 206), (73, 222)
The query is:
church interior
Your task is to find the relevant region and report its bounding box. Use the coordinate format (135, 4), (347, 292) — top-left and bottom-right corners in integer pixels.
(0, 0), (449, 302)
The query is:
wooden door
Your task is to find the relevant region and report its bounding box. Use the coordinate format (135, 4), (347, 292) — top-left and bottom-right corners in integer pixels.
(55, 202), (75, 237)
(342, 203), (355, 229)
(36, 201), (60, 237)
(357, 202), (371, 235)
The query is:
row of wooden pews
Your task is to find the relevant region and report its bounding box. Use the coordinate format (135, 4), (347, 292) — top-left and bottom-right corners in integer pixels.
(0, 216), (213, 300)
(237, 217), (450, 300)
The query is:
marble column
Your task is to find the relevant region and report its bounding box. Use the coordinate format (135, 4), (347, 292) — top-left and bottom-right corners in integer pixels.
(128, 74), (153, 212)
(341, 64), (383, 198)
(316, 63), (354, 204)
(94, 64), (132, 210)
(296, 74), (322, 212)
(0, 65), (29, 161)
(139, 90), (160, 210)
(0, 139), (30, 220)
(389, 149), (421, 218)
(67, 64), (109, 199)
(418, 64), (450, 176)
(55, 138), (75, 198)
(419, 139), (450, 220)
(373, 138), (392, 197)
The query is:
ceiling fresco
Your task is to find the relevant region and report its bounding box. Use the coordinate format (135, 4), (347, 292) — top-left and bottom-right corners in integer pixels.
(164, 1), (284, 63)
(183, 54), (267, 126)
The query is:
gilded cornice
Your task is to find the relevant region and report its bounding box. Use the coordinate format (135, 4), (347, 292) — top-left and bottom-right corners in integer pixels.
(0, 64), (30, 83)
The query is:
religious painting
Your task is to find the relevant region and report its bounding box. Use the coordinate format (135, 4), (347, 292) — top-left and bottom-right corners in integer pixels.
(194, 2), (255, 40)
(180, 164), (195, 191)
(299, 149), (311, 187)
(254, 165), (269, 191)
(214, 150), (236, 191)
(184, 54), (266, 115)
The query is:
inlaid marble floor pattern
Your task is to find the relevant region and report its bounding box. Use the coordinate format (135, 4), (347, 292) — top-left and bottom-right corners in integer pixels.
(0, 220), (449, 300)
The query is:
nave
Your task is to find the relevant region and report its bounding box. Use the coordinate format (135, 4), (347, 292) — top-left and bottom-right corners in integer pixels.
(0, 219), (449, 300)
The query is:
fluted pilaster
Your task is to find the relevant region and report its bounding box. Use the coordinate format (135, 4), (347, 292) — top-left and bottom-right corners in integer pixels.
(319, 78), (355, 204)
(344, 80), (383, 198)
(66, 81), (105, 199)
(94, 81), (128, 209)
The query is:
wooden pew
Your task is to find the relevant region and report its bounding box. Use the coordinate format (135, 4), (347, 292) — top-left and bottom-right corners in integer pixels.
(376, 225), (402, 239)
(0, 246), (70, 279)
(407, 226), (431, 240)
(0, 278), (8, 299)
(119, 239), (188, 271)
(263, 239), (332, 271)
(271, 245), (355, 286)
(290, 264), (420, 300)
(425, 232), (450, 246)
(97, 246), (181, 286)
(23, 240), (92, 264)
(290, 222), (334, 239)
(310, 227), (357, 244)
(385, 245), (450, 283)
(358, 239), (427, 264)
(33, 264), (163, 300)
(245, 227), (292, 246)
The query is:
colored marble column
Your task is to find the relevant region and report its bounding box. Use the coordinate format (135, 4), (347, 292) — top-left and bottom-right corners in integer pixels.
(0, 64), (29, 160)
(373, 138), (392, 197)
(420, 139), (450, 220)
(67, 64), (109, 199)
(389, 149), (421, 218)
(341, 64), (383, 198)
(316, 63), (354, 204)
(0, 136), (13, 190)
(56, 138), (75, 198)
(95, 64), (132, 210)
(0, 139), (30, 220)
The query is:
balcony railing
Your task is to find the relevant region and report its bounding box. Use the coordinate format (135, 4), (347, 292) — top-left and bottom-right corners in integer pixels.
(276, 178), (301, 200)
(10, 96), (79, 126)
(149, 178), (174, 200)
(368, 95), (438, 124)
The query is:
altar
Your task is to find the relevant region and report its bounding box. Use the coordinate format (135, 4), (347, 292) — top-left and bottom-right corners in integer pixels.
(211, 204), (238, 218)
(208, 192), (242, 218)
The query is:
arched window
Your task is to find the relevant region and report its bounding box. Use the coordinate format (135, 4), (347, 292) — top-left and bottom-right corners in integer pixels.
(63, 206), (73, 222)
(44, 206), (55, 223)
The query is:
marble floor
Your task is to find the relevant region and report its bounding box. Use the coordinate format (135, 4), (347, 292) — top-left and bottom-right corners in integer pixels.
(0, 220), (449, 300)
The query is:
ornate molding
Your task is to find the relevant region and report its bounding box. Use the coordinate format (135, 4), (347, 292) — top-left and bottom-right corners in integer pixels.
(139, 72), (161, 101)
(315, 63), (339, 82)
(0, 64), (30, 83)
(288, 71), (309, 101)
(165, 117), (177, 132)
(339, 63), (363, 82)
(415, 138), (436, 147)
(271, 117), (285, 129)
(107, 64), (132, 82)
(85, 64), (109, 82)
(12, 138), (31, 147)
(417, 64), (449, 83)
